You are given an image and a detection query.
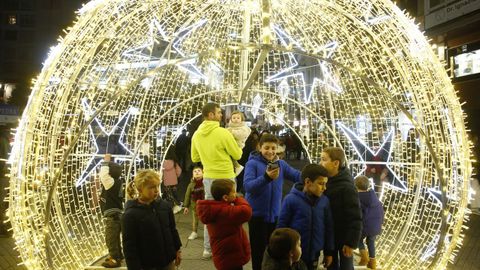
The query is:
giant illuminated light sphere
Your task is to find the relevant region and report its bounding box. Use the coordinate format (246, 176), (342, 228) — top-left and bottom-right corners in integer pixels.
(8, 0), (472, 269)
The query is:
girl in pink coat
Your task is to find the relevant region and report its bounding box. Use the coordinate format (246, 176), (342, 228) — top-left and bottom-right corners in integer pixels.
(162, 147), (182, 214)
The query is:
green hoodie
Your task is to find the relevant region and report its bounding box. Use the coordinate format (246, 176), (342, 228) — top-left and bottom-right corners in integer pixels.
(191, 120), (243, 179)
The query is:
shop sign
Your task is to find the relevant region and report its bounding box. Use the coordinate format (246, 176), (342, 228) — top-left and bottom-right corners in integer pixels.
(425, 0), (480, 29)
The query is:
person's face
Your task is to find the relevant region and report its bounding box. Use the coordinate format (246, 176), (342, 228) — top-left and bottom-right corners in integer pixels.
(231, 113), (242, 124)
(138, 179), (160, 204)
(260, 142), (278, 161)
(193, 168), (203, 179)
(208, 107), (223, 122)
(320, 152), (339, 177)
(305, 176), (328, 197)
(223, 186), (236, 202)
(290, 239), (302, 263)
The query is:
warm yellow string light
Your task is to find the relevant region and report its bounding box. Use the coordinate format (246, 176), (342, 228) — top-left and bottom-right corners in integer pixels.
(7, 0), (471, 269)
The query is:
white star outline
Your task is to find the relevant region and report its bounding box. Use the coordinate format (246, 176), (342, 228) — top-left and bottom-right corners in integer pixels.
(264, 26), (342, 104)
(121, 18), (209, 81)
(337, 122), (408, 194)
(363, 2), (390, 25)
(75, 98), (139, 187)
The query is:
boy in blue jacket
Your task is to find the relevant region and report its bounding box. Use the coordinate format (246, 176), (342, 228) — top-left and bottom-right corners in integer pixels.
(355, 176), (384, 270)
(244, 133), (302, 270)
(278, 164), (334, 270)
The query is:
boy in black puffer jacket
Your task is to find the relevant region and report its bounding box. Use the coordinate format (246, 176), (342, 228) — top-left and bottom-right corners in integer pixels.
(320, 147), (362, 270)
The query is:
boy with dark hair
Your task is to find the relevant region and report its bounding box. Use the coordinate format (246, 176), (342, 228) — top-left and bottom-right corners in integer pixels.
(196, 179), (252, 270)
(320, 147), (362, 270)
(262, 228), (307, 270)
(354, 176), (384, 270)
(244, 133), (302, 270)
(99, 154), (124, 268)
(278, 164), (334, 270)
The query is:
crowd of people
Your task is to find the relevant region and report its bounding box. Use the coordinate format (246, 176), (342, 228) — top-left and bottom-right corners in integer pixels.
(94, 102), (386, 270)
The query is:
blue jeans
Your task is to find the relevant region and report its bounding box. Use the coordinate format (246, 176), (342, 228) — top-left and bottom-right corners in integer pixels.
(202, 178), (236, 252)
(358, 235), (377, 258)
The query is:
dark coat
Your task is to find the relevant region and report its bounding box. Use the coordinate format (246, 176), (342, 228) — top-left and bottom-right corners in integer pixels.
(277, 183), (335, 262)
(196, 197), (252, 270)
(261, 248), (308, 270)
(323, 167), (362, 249)
(122, 198), (181, 270)
(244, 151), (302, 223)
(358, 189), (384, 237)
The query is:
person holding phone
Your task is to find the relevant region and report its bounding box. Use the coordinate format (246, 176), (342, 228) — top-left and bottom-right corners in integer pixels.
(244, 134), (302, 270)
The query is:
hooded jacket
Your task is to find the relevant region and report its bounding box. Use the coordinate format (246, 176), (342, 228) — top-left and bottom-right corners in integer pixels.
(161, 159), (181, 186)
(191, 120), (242, 179)
(277, 183), (335, 262)
(323, 167), (362, 249)
(243, 151), (302, 223)
(196, 197), (252, 270)
(358, 189), (384, 237)
(122, 198), (181, 270)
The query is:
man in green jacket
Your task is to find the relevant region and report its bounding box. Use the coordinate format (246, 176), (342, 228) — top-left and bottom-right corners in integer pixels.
(191, 102), (243, 259)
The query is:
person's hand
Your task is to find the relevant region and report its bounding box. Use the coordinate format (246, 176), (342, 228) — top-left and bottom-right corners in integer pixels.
(183, 208), (189, 215)
(266, 167), (280, 180)
(370, 167), (376, 174)
(342, 245), (353, 257)
(175, 250), (182, 266)
(104, 154), (111, 162)
(323, 255), (333, 267)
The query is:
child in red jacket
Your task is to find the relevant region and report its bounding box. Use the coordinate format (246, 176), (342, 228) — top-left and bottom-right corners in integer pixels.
(197, 179), (252, 270)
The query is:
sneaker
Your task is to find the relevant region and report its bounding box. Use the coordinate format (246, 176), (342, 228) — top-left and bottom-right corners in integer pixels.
(235, 165), (244, 176)
(202, 250), (212, 260)
(173, 205), (183, 214)
(101, 257), (121, 268)
(188, 232), (198, 240)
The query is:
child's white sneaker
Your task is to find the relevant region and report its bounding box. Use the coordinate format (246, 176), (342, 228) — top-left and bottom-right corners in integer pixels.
(202, 250), (212, 260)
(188, 232), (198, 240)
(235, 165), (244, 176)
(173, 205), (182, 214)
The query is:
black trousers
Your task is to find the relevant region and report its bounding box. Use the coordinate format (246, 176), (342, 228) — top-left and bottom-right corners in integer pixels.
(248, 216), (276, 270)
(327, 248), (354, 270)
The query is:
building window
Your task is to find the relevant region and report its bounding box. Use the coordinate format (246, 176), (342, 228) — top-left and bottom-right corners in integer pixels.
(3, 47), (16, 61)
(5, 1), (19, 10)
(20, 15), (35, 27)
(20, 0), (34, 10)
(4, 30), (18, 41)
(8, 15), (17, 25)
(19, 30), (35, 43)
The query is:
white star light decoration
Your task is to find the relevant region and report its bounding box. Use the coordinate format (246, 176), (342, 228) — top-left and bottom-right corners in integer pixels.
(122, 18), (207, 81)
(76, 98), (139, 187)
(337, 122), (408, 193)
(265, 26), (342, 104)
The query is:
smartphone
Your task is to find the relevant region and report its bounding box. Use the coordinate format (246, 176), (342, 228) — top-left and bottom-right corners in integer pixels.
(267, 162), (279, 170)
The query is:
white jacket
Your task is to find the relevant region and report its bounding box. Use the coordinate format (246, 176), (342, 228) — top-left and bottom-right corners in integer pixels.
(227, 122), (251, 149)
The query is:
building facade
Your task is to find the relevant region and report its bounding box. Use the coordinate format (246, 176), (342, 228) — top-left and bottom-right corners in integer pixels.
(0, 0), (85, 108)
